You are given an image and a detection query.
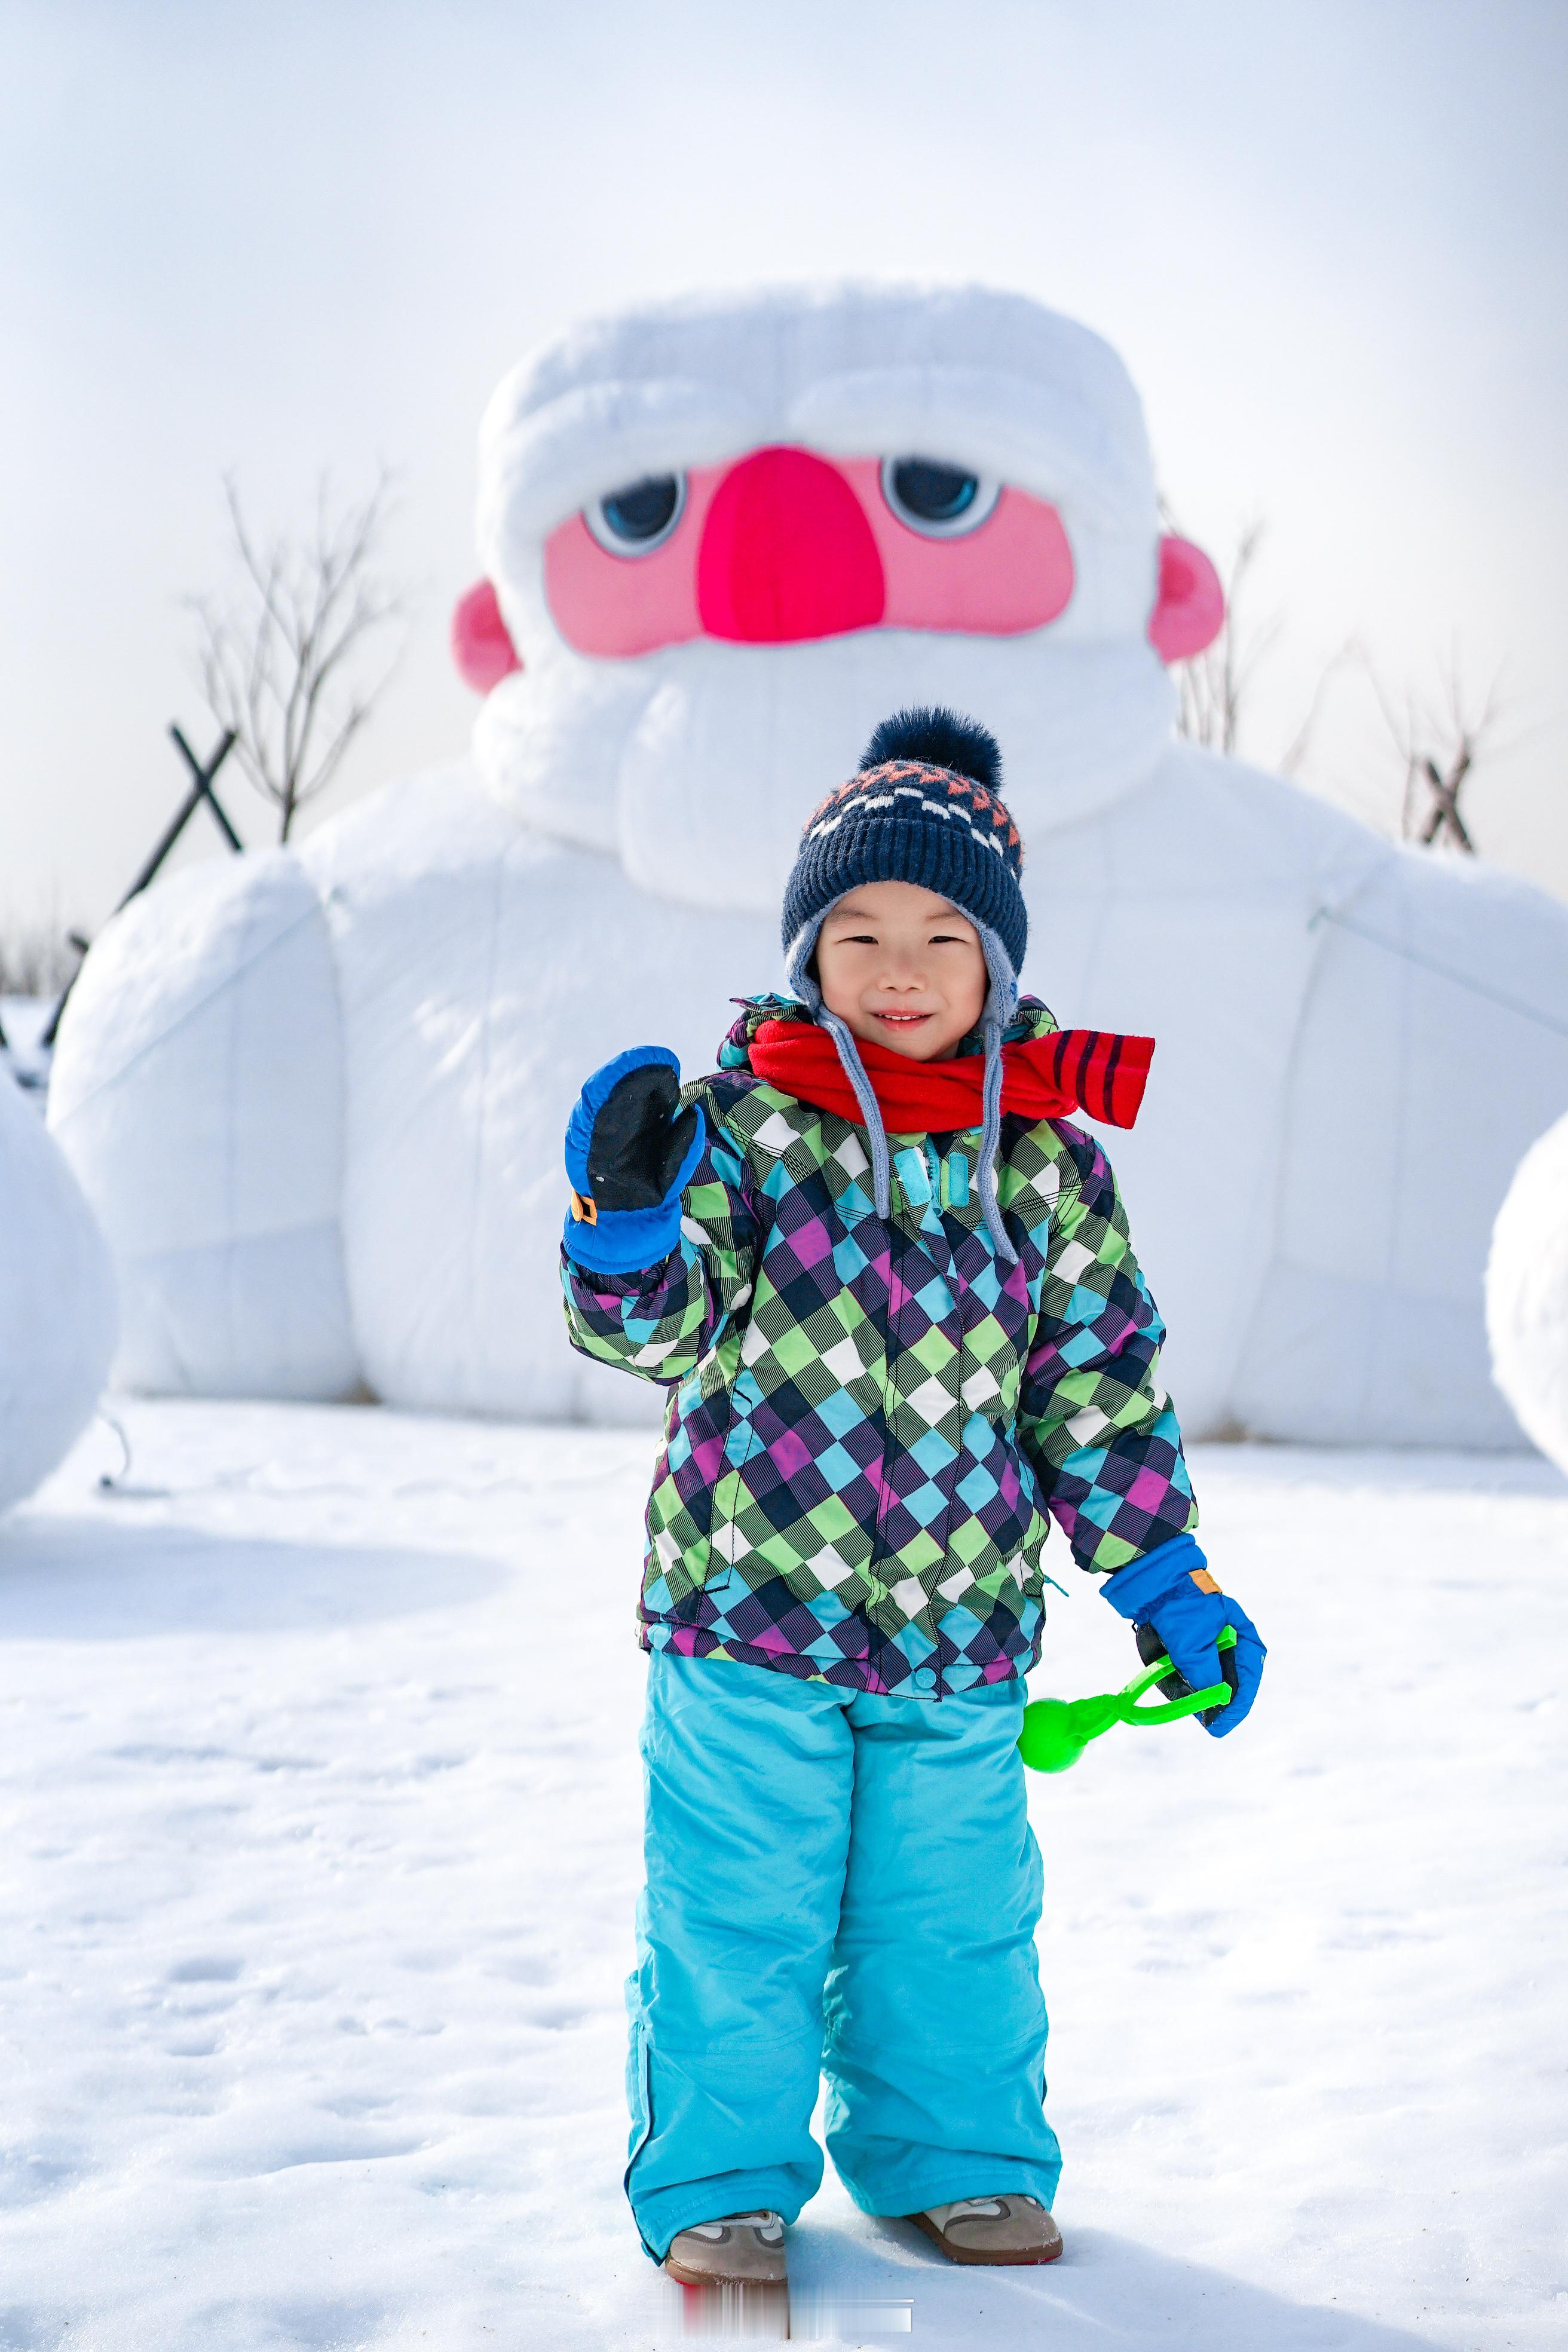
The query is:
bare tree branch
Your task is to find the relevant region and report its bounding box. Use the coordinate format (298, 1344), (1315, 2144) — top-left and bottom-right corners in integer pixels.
(1364, 644), (1503, 855)
(188, 467), (407, 842)
(1278, 636), (1362, 777)
(1156, 502), (1524, 862)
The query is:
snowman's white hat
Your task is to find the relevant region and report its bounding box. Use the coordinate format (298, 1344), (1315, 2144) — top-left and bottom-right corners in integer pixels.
(477, 280), (1160, 572)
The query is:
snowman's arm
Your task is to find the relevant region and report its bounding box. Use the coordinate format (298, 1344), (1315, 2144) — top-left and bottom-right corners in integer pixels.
(47, 849), (361, 1400)
(561, 1111), (760, 1384)
(1235, 848), (1568, 1446)
(1017, 1132), (1199, 1575)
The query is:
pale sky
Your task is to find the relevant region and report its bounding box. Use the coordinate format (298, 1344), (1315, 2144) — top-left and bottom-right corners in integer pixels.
(2, 0), (1565, 941)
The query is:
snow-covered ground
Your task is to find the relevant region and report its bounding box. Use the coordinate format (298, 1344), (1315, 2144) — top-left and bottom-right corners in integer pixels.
(1, 1400), (1563, 2351)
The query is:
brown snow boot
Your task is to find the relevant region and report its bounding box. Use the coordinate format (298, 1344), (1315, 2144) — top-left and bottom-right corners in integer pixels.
(664, 2209), (789, 2289)
(908, 2193), (1064, 2265)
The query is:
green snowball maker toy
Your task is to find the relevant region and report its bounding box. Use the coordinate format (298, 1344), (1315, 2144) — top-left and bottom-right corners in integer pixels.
(1018, 1625), (1238, 1772)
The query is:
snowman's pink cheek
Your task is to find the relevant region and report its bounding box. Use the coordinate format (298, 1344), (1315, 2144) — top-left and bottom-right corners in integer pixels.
(543, 467), (721, 657)
(840, 461), (1074, 635)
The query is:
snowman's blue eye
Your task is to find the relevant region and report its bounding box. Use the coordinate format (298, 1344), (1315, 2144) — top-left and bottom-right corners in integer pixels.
(587, 474), (685, 554)
(882, 457), (1000, 537)
(893, 461), (975, 520)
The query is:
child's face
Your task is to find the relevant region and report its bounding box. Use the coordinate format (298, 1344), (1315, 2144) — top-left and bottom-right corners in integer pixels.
(814, 881), (989, 1061)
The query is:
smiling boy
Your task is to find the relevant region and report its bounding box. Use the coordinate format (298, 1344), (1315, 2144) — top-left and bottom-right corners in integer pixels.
(558, 708), (1265, 2289)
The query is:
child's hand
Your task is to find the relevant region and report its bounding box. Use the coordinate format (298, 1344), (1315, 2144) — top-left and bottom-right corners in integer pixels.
(563, 1047), (705, 1273)
(1099, 1537), (1265, 1738)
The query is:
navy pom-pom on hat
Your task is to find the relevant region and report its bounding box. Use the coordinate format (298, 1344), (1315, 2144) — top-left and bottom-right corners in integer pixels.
(780, 706), (1028, 981)
(859, 706), (1003, 792)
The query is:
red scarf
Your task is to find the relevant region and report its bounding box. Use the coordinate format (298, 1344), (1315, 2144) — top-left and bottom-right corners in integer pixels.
(748, 1019), (1153, 1134)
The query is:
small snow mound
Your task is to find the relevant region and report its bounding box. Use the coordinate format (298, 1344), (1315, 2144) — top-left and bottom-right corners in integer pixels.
(1488, 1108), (1568, 1474)
(0, 1062), (118, 1513)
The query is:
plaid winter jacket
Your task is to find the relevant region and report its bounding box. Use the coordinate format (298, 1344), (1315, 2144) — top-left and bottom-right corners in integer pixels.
(561, 996), (1198, 1699)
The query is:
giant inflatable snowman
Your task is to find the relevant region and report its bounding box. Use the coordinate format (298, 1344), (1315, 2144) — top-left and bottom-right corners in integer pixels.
(0, 1062), (117, 1512)
(48, 283), (1568, 1445)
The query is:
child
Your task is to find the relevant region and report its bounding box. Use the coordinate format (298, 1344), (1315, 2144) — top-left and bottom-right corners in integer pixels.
(560, 708), (1265, 2287)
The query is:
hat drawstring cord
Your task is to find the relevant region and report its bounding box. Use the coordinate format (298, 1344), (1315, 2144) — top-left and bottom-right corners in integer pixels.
(818, 1008), (894, 1218)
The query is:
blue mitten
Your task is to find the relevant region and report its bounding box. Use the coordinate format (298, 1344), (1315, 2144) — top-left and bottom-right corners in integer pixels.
(563, 1046), (706, 1273)
(1100, 1533), (1265, 1738)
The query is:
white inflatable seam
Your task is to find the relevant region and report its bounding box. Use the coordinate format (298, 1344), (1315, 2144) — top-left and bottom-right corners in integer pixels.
(1310, 904), (1568, 1039)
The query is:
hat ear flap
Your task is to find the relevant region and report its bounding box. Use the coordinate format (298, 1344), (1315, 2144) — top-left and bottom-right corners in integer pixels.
(785, 909), (829, 1005)
(975, 921), (1020, 1031)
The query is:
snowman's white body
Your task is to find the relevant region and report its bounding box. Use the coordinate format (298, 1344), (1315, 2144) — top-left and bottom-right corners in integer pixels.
(47, 286), (1568, 1446)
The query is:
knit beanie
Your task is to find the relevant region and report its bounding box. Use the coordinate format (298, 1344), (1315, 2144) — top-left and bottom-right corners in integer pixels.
(780, 707), (1028, 1262)
(782, 707), (1027, 979)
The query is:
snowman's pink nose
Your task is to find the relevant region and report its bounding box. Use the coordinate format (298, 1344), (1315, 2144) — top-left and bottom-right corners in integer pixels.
(697, 446), (886, 643)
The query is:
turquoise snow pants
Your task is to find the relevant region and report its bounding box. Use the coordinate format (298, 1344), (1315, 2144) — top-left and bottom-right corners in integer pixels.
(626, 1652), (1061, 2260)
